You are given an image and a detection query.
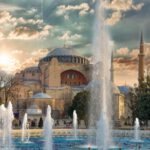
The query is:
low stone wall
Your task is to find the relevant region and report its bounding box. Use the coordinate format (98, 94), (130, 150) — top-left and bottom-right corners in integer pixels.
(112, 130), (150, 138)
(10, 129), (150, 138)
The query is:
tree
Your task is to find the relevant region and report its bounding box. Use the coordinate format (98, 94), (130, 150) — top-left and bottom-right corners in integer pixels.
(137, 75), (150, 126)
(127, 87), (138, 125)
(0, 71), (19, 106)
(68, 91), (90, 127)
(127, 75), (150, 126)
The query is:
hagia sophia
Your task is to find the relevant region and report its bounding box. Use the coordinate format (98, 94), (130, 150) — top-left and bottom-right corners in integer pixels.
(9, 47), (93, 121)
(0, 34), (147, 127)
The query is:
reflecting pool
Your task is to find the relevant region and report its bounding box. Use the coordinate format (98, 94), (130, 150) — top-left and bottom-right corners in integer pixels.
(1, 136), (149, 150)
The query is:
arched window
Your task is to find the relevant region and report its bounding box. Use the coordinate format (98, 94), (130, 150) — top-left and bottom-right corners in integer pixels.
(61, 70), (88, 86)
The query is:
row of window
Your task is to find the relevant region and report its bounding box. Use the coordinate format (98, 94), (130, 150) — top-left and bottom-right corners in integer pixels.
(22, 72), (38, 77)
(65, 74), (78, 79)
(61, 81), (85, 86)
(42, 56), (89, 64)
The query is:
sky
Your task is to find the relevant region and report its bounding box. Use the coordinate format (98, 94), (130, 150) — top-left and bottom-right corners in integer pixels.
(0, 0), (149, 86)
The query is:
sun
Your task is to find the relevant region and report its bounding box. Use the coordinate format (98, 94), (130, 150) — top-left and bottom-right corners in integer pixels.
(0, 53), (11, 66)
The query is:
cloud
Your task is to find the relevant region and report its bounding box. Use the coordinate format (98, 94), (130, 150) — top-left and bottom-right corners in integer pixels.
(105, 11), (122, 26)
(0, 3), (23, 11)
(114, 47), (148, 70)
(103, 0), (144, 12)
(4, 49), (49, 74)
(27, 8), (38, 15)
(8, 26), (50, 40)
(17, 49), (49, 71)
(0, 11), (12, 24)
(103, 0), (144, 26)
(0, 11), (53, 40)
(58, 31), (81, 42)
(56, 3), (91, 16)
(115, 47), (129, 56)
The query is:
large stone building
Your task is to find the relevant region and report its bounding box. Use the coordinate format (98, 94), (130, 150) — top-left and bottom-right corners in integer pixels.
(0, 47), (126, 126)
(12, 47), (91, 119)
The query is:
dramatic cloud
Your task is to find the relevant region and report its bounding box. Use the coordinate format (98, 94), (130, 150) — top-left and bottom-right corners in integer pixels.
(0, 11), (53, 40)
(58, 31), (81, 44)
(5, 49), (49, 73)
(103, 0), (144, 11)
(114, 45), (150, 85)
(8, 25), (52, 40)
(56, 3), (91, 16)
(0, 0), (149, 86)
(17, 49), (49, 71)
(105, 11), (122, 25)
(103, 0), (144, 26)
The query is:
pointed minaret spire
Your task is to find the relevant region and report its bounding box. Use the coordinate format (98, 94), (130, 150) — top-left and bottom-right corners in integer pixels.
(140, 31), (143, 45)
(138, 31), (145, 86)
(140, 31), (144, 53)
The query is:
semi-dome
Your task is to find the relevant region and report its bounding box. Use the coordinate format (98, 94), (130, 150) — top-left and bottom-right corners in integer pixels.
(31, 92), (52, 99)
(40, 47), (89, 64)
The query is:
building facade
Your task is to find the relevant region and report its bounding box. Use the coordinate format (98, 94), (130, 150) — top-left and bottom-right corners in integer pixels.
(12, 48), (91, 119)
(0, 47), (126, 127)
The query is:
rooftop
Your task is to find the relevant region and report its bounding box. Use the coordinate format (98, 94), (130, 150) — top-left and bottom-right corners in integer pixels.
(46, 47), (80, 57)
(31, 92), (52, 99)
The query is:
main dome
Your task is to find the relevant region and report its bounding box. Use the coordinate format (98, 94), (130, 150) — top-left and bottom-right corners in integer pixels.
(46, 47), (79, 57)
(40, 47), (89, 64)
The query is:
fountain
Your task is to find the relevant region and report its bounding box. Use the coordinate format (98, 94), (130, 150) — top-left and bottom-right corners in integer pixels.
(130, 118), (143, 147)
(134, 118), (140, 141)
(91, 0), (112, 149)
(0, 102), (14, 149)
(86, 0), (119, 149)
(73, 110), (78, 139)
(43, 105), (53, 150)
(21, 113), (30, 143)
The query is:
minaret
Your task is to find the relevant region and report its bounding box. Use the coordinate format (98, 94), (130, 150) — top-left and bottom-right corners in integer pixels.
(110, 51), (114, 83)
(138, 32), (145, 85)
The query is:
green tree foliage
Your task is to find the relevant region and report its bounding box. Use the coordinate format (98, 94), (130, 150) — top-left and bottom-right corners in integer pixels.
(68, 91), (90, 127)
(138, 75), (150, 125)
(127, 88), (138, 125)
(128, 75), (150, 125)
